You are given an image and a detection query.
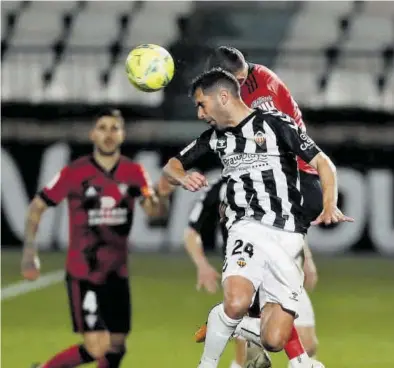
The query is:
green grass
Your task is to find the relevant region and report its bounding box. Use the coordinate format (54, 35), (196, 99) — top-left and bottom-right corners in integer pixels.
(2, 251), (394, 367)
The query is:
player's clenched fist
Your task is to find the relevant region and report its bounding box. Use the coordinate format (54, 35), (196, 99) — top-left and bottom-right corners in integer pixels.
(180, 172), (208, 192)
(21, 252), (41, 281)
(311, 206), (354, 226)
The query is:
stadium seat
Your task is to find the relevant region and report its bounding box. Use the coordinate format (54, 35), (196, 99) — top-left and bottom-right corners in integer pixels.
(343, 15), (394, 50)
(301, 1), (355, 16)
(1, 55), (49, 101)
(1, 1), (22, 12)
(382, 66), (394, 111)
(107, 63), (164, 106)
(9, 8), (64, 46)
(45, 54), (109, 102)
(362, 1), (394, 16)
(282, 14), (342, 49)
(324, 69), (381, 109)
(124, 1), (193, 48)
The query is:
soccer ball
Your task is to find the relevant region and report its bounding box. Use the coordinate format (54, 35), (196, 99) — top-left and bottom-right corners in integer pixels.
(125, 44), (175, 92)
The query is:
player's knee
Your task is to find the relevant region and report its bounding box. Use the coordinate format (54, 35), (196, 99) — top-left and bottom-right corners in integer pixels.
(224, 295), (250, 319)
(83, 332), (111, 359)
(109, 336), (127, 353)
(261, 328), (288, 352)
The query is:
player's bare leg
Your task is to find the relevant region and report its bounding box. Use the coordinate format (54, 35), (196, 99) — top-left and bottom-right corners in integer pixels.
(261, 303), (324, 367)
(296, 327), (318, 358)
(197, 275), (254, 368)
(230, 338), (246, 368)
(97, 333), (128, 367)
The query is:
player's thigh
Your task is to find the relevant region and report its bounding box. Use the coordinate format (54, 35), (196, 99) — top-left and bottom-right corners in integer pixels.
(300, 172), (323, 228)
(258, 229), (305, 317)
(99, 272), (132, 334)
(65, 274), (108, 334)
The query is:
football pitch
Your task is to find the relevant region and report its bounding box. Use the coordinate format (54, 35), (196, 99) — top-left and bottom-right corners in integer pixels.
(2, 251), (394, 367)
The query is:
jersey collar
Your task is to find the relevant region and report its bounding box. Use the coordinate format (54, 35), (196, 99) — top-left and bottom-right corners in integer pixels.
(224, 109), (258, 133)
(90, 155), (120, 177)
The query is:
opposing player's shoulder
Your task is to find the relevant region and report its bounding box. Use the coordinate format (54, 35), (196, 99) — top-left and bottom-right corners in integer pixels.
(67, 155), (92, 170)
(253, 64), (280, 83)
(119, 156), (153, 187)
(255, 109), (298, 130)
(119, 156), (147, 176)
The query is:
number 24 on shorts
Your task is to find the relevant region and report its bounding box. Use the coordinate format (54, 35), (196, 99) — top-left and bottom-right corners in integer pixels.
(223, 240), (254, 272)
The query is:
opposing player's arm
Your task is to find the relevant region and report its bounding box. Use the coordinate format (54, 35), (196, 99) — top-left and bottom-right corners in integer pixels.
(133, 164), (164, 218)
(163, 130), (213, 192)
(23, 195), (49, 256)
(22, 166), (72, 280)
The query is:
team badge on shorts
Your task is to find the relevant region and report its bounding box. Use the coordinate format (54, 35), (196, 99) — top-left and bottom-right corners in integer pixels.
(237, 257), (247, 268)
(254, 131), (266, 146)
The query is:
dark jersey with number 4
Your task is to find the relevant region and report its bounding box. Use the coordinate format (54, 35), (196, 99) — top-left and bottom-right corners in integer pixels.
(39, 155), (154, 284)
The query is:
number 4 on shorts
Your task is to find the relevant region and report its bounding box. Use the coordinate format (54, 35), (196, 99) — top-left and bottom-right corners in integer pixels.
(231, 240), (254, 258)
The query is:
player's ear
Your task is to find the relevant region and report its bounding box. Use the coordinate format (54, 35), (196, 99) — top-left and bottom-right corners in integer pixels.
(219, 89), (229, 106)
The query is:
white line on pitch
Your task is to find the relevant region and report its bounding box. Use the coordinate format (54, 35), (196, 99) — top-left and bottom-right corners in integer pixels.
(1, 270), (65, 301)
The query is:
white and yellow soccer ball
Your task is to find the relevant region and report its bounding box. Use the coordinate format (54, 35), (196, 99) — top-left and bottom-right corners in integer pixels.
(125, 44), (175, 92)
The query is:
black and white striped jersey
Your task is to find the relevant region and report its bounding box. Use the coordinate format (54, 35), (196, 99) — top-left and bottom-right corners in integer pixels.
(176, 109), (321, 233)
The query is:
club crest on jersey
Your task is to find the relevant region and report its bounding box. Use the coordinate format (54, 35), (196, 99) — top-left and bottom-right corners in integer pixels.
(237, 257), (247, 268)
(118, 183), (128, 196)
(254, 131), (266, 146)
(216, 138), (227, 150)
(85, 186), (97, 197)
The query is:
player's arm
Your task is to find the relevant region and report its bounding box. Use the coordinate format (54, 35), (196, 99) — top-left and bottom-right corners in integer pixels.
(21, 195), (49, 280)
(184, 227), (220, 293)
(163, 130), (213, 192)
(271, 116), (354, 225)
(185, 180), (223, 293)
(21, 167), (71, 280)
(303, 239), (318, 291)
(134, 164), (165, 218)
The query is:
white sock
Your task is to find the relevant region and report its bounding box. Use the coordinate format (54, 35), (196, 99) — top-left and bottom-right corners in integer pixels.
(234, 316), (262, 347)
(229, 361), (243, 368)
(198, 303), (242, 368)
(288, 352), (313, 367)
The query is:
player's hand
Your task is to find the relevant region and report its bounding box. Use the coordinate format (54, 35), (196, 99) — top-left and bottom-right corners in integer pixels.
(303, 257), (318, 292)
(180, 172), (208, 192)
(197, 262), (220, 294)
(311, 206), (354, 226)
(21, 251), (41, 281)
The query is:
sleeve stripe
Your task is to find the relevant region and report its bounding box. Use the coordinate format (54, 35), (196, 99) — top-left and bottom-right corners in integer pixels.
(38, 190), (57, 207)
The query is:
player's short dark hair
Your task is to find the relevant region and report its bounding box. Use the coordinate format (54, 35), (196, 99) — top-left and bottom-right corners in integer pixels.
(95, 108), (124, 125)
(205, 46), (245, 74)
(189, 68), (240, 98)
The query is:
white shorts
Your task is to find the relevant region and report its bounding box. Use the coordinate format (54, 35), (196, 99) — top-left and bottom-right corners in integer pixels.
(222, 219), (305, 317)
(295, 289), (315, 327)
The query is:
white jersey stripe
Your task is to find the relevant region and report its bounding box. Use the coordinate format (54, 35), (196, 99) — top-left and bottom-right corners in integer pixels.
(263, 121), (296, 232)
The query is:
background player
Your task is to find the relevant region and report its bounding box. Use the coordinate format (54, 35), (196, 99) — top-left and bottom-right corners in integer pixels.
(206, 46), (322, 359)
(21, 109), (165, 368)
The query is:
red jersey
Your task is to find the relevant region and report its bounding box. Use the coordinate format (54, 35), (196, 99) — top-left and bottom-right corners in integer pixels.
(241, 63), (318, 175)
(39, 155), (154, 284)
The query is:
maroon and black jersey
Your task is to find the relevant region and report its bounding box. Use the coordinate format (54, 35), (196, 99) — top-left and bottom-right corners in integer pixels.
(39, 155), (154, 284)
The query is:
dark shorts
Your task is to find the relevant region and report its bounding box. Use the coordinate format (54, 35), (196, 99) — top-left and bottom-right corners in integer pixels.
(300, 172), (323, 231)
(66, 272), (131, 334)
